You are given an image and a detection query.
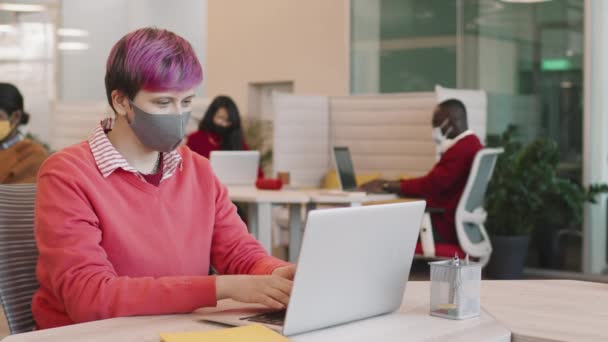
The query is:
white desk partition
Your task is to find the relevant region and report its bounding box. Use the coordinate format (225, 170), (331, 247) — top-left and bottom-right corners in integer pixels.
(272, 93), (330, 187)
(329, 92), (437, 179)
(435, 85), (487, 144)
(272, 90), (486, 182)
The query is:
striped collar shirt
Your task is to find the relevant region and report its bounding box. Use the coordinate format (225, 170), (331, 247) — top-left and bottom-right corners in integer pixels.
(0, 132), (23, 150)
(88, 118), (183, 183)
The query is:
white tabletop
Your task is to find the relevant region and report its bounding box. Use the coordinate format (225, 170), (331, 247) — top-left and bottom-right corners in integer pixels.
(6, 280), (607, 342)
(3, 281), (510, 342)
(226, 186), (310, 204)
(305, 190), (398, 204)
(226, 187), (399, 205)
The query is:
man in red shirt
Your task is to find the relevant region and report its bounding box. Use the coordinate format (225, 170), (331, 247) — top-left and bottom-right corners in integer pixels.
(362, 99), (483, 244)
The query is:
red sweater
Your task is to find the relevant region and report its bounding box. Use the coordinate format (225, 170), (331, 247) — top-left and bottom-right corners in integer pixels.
(400, 134), (483, 244)
(32, 142), (288, 329)
(186, 130), (264, 178)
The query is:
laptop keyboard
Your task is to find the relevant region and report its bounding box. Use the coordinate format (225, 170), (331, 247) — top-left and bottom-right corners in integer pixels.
(240, 310), (286, 326)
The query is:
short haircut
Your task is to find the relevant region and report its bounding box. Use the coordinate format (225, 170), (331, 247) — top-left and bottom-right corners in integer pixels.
(438, 99), (467, 117)
(0, 83), (29, 125)
(104, 27), (203, 112)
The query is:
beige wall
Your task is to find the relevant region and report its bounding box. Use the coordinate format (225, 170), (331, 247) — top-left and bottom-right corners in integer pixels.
(206, 0), (350, 117)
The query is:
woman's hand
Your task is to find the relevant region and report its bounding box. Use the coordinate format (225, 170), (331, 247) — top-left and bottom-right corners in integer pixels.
(216, 274), (293, 310)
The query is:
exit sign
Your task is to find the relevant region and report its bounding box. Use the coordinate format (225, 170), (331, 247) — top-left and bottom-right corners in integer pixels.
(542, 58), (572, 71)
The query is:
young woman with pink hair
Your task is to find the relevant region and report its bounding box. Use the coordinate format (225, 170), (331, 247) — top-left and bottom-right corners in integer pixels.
(32, 27), (295, 329)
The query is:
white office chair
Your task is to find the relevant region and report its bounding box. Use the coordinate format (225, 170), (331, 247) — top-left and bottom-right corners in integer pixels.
(418, 148), (503, 266)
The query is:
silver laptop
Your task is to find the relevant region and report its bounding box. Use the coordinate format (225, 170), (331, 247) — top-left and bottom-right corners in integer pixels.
(209, 151), (260, 186)
(202, 201), (426, 336)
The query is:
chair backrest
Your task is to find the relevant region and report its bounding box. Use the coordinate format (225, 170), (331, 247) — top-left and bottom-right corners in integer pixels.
(455, 148), (503, 260)
(0, 184), (38, 334)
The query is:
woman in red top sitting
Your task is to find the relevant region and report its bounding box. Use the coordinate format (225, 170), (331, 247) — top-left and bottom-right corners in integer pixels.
(32, 27), (294, 329)
(187, 95), (263, 178)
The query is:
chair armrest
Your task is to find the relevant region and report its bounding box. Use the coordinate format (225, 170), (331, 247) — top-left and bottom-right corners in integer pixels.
(362, 198), (418, 206)
(419, 213), (436, 257)
(426, 207), (445, 214)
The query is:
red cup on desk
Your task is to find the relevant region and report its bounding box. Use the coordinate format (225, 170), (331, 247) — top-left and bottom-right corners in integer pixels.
(255, 178), (283, 190)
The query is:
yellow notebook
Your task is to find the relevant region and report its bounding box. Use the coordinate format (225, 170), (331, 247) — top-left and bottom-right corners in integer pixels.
(160, 324), (290, 342)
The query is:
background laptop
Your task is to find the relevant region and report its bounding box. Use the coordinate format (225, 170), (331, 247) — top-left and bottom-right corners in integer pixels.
(202, 201), (426, 336)
(333, 146), (359, 192)
(333, 146), (389, 195)
(209, 151), (260, 186)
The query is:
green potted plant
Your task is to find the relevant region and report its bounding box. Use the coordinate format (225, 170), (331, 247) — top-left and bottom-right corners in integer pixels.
(532, 178), (608, 270)
(484, 126), (607, 279)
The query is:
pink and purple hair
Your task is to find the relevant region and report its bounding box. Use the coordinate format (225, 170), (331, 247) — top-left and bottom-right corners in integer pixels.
(104, 27), (203, 111)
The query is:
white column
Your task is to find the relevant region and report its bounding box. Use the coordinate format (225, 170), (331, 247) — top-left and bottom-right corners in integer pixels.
(59, 0), (207, 101)
(582, 0), (608, 274)
(350, 0), (380, 94)
(59, 0), (130, 102)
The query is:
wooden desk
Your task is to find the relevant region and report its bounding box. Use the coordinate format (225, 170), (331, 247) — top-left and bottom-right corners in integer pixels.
(481, 280), (608, 342)
(2, 281), (510, 342)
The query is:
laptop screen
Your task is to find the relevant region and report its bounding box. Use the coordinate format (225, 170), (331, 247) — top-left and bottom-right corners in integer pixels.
(333, 147), (358, 191)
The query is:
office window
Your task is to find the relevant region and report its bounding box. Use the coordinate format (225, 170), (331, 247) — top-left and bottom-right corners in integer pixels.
(351, 0), (586, 273)
(0, 5), (57, 145)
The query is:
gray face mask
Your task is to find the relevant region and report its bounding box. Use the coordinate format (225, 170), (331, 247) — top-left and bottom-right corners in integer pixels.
(128, 102), (191, 152)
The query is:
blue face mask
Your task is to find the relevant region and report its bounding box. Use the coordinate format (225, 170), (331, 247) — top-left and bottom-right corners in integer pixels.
(128, 102), (191, 152)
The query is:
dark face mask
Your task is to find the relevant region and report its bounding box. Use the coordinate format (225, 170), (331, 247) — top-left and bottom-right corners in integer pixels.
(209, 124), (234, 136)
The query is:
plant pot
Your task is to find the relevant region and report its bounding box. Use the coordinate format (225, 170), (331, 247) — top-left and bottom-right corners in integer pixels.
(532, 225), (559, 269)
(485, 235), (530, 279)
